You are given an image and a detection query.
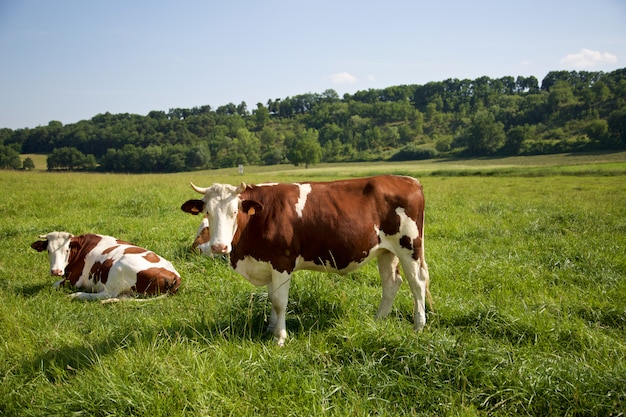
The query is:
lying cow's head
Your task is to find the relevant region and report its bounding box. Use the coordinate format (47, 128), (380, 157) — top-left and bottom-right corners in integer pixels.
(190, 216), (211, 254)
(30, 232), (75, 276)
(181, 182), (262, 255)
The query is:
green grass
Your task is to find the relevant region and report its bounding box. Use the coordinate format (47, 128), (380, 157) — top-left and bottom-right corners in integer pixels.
(1, 153), (625, 416)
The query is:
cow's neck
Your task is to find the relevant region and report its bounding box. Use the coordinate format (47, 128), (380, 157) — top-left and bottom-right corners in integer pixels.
(64, 235), (101, 285)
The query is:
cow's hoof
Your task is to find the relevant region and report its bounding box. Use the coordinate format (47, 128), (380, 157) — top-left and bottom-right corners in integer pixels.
(274, 330), (287, 347)
(414, 323), (426, 332)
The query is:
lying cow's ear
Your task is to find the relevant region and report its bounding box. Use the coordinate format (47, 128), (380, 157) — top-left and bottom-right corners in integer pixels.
(181, 199), (205, 215)
(242, 200), (263, 215)
(31, 240), (48, 252)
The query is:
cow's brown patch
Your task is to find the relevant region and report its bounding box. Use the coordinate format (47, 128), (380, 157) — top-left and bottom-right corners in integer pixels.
(135, 267), (181, 294)
(64, 234), (103, 285)
(143, 252), (160, 263)
(102, 245), (119, 255)
(399, 235), (412, 251)
(124, 246), (147, 255)
(89, 258), (113, 284)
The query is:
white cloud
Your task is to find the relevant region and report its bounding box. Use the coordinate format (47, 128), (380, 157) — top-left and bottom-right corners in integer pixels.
(560, 48), (618, 69)
(328, 72), (357, 84)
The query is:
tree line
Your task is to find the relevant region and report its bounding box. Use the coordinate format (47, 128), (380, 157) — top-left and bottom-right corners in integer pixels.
(1, 68), (625, 172)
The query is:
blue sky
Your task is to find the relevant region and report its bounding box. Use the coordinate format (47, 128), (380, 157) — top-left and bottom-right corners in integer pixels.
(1, 0), (625, 130)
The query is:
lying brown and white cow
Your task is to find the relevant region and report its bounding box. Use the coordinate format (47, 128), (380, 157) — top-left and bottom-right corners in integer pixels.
(181, 175), (430, 346)
(31, 232), (181, 301)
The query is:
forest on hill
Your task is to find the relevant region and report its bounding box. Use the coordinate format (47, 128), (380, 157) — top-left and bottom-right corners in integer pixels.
(1, 68), (626, 172)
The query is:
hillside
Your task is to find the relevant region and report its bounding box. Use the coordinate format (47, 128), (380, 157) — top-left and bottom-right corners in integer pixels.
(1, 68), (626, 172)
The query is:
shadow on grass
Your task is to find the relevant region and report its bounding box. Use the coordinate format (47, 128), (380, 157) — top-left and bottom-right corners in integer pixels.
(12, 283), (50, 297)
(23, 280), (344, 383)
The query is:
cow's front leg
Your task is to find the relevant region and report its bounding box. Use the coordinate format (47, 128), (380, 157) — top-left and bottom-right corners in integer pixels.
(268, 270), (291, 346)
(68, 289), (115, 301)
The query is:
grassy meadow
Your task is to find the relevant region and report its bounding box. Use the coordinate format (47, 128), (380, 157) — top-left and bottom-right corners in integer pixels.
(1, 152), (626, 416)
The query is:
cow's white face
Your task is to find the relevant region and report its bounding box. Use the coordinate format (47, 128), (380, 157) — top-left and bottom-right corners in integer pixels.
(41, 232), (74, 276)
(199, 183), (244, 255)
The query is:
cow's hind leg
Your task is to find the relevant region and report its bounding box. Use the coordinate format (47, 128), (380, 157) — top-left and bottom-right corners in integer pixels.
(268, 270), (291, 347)
(399, 254), (428, 331)
(375, 251), (402, 320)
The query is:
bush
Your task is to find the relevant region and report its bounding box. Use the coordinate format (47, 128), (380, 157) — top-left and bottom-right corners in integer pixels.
(389, 144), (438, 161)
(22, 157), (35, 170)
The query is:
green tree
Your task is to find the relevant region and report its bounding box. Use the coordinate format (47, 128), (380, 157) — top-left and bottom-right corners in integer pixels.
(0, 145), (21, 169)
(288, 128), (322, 168)
(463, 111), (506, 155)
(47, 147), (95, 171)
(23, 157), (35, 170)
(161, 145), (187, 172)
(234, 128), (261, 165)
(548, 80), (578, 111)
(607, 109), (626, 146)
(253, 103), (270, 129)
(504, 125), (531, 155)
(585, 119), (610, 146)
(259, 126), (285, 165)
(185, 145), (211, 169)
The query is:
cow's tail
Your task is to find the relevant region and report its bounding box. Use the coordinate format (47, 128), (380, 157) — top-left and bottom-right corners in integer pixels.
(421, 213), (434, 313)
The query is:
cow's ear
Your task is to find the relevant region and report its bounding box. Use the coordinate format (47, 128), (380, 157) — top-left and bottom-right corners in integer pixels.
(181, 199), (205, 215)
(69, 240), (82, 252)
(242, 200), (263, 215)
(31, 240), (48, 252)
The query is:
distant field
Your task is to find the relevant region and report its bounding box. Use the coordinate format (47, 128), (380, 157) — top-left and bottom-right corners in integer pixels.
(21, 149), (626, 176)
(19, 153), (47, 170)
(1, 154), (625, 416)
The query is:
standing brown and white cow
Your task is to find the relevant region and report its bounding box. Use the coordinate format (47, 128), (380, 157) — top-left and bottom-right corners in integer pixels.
(181, 175), (431, 346)
(31, 232), (181, 301)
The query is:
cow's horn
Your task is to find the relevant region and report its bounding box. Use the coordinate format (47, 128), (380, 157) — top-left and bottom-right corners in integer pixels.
(236, 182), (247, 193)
(190, 182), (208, 195)
(38, 234), (48, 239)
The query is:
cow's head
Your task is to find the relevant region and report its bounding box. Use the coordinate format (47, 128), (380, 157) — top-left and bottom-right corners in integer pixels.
(181, 182), (262, 255)
(190, 216), (211, 253)
(30, 232), (76, 276)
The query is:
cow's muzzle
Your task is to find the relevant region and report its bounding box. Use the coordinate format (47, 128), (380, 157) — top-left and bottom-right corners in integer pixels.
(210, 243), (229, 254)
(51, 269), (64, 277)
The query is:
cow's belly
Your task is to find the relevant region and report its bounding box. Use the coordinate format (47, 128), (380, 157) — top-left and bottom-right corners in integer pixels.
(234, 256), (274, 286)
(294, 246), (385, 275)
(233, 244), (387, 283)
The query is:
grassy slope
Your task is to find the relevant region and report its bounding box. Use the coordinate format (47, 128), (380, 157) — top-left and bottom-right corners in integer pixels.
(1, 153), (625, 416)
